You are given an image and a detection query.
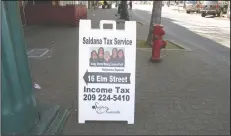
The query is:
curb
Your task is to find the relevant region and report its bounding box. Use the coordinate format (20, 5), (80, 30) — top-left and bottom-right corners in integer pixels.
(136, 48), (189, 51)
(136, 21), (144, 26)
(166, 39), (192, 51)
(116, 20), (143, 26)
(136, 39), (192, 52)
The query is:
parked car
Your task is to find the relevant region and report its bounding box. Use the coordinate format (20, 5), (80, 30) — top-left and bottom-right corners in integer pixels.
(169, 1), (176, 6)
(185, 1), (200, 14)
(200, 1), (228, 17)
(178, 1), (184, 7)
(227, 3), (230, 19)
(227, 10), (230, 19)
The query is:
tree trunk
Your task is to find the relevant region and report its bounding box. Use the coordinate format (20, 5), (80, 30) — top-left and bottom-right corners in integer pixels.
(146, 1), (162, 46)
(153, 1), (162, 24)
(120, 1), (125, 19)
(146, 1), (155, 46)
(120, 1), (130, 20)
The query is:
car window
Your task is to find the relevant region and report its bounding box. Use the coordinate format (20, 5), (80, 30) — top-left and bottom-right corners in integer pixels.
(202, 1), (218, 5)
(186, 1), (197, 4)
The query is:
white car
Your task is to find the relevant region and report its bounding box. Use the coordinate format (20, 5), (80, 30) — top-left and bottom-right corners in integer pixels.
(185, 1), (200, 14)
(227, 2), (230, 19)
(227, 10), (230, 19)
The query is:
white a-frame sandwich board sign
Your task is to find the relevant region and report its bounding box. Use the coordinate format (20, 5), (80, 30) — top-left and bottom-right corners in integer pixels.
(78, 20), (136, 124)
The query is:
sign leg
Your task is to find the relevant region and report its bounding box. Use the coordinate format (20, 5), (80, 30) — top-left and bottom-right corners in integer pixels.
(78, 119), (86, 124)
(127, 120), (134, 124)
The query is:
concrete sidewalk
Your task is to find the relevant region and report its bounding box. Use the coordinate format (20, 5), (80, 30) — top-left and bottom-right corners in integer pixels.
(24, 9), (230, 135)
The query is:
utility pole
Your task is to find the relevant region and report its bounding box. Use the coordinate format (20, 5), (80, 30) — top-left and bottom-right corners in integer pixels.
(146, 1), (162, 46)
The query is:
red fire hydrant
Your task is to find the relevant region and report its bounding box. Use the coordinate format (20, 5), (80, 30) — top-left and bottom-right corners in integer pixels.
(150, 24), (167, 62)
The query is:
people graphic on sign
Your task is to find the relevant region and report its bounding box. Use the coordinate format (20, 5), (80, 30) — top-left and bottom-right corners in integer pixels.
(89, 47), (125, 67)
(104, 51), (111, 63)
(97, 47), (105, 63)
(90, 50), (98, 63)
(110, 48), (119, 63)
(117, 49), (125, 64)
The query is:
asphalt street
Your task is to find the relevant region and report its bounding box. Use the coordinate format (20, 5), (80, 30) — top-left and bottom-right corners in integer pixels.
(131, 4), (230, 65)
(134, 4), (230, 48)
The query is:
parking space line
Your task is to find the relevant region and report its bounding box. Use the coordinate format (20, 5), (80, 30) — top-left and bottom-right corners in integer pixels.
(39, 49), (49, 57)
(27, 49), (34, 54)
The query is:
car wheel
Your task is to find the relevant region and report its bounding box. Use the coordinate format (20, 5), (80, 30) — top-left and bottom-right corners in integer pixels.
(212, 13), (216, 17)
(201, 12), (206, 17)
(186, 11), (190, 14)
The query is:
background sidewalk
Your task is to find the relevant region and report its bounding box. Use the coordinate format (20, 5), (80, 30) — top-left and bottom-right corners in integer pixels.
(24, 8), (230, 135)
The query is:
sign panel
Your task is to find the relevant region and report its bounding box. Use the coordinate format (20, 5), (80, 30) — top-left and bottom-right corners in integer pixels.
(78, 20), (136, 124)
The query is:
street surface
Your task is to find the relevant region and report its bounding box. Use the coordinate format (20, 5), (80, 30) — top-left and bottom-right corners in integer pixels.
(132, 4), (230, 64)
(134, 4), (230, 48)
(24, 4), (230, 135)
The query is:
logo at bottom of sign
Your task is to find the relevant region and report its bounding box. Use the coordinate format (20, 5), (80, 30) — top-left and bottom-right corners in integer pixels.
(92, 102), (120, 114)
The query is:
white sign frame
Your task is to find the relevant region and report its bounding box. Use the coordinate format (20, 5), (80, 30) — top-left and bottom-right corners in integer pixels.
(78, 20), (136, 124)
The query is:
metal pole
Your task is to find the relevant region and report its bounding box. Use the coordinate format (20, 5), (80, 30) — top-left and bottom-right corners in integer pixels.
(1, 1), (39, 134)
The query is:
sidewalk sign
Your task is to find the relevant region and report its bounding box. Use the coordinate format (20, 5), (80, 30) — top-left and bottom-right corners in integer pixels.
(78, 20), (136, 124)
